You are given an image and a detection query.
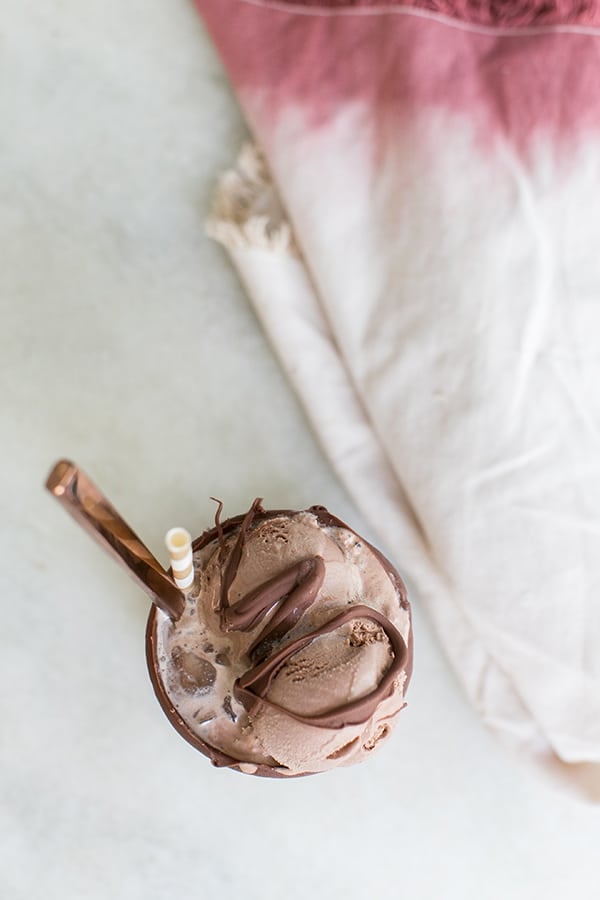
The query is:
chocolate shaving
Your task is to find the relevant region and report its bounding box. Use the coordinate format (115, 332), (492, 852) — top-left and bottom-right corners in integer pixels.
(210, 497), (226, 557)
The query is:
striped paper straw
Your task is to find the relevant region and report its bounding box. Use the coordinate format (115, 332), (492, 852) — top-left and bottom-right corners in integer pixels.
(165, 527), (195, 591)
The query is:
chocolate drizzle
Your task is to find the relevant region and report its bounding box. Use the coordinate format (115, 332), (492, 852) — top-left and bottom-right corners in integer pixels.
(215, 500), (409, 730)
(222, 556), (326, 659)
(236, 605), (407, 728)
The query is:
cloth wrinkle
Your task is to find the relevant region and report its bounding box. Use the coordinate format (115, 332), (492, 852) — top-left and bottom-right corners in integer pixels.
(498, 142), (556, 428)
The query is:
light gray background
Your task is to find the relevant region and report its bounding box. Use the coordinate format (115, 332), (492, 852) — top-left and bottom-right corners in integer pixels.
(1, 2), (598, 898)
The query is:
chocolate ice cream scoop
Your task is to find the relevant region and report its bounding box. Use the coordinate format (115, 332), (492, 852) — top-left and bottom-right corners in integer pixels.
(147, 499), (412, 777)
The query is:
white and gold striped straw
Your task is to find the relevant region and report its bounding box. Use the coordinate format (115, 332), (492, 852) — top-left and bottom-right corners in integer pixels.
(165, 527), (195, 591)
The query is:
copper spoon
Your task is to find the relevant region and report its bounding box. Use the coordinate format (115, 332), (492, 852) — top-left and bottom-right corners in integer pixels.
(45, 460), (185, 621)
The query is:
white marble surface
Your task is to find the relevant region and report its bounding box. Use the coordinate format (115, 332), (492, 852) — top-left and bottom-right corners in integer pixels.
(1, 2), (599, 898)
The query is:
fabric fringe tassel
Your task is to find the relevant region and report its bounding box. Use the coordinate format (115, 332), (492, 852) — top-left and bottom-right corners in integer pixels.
(207, 143), (298, 256)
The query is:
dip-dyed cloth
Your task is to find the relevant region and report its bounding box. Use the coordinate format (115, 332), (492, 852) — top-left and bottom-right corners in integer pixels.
(194, 0), (600, 798)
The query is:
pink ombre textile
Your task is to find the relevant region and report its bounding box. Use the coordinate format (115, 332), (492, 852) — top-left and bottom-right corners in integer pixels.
(195, 0), (600, 797)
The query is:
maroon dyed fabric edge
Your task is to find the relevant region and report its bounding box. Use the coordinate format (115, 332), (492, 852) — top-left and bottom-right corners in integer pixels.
(195, 0), (600, 151)
(260, 0), (600, 29)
